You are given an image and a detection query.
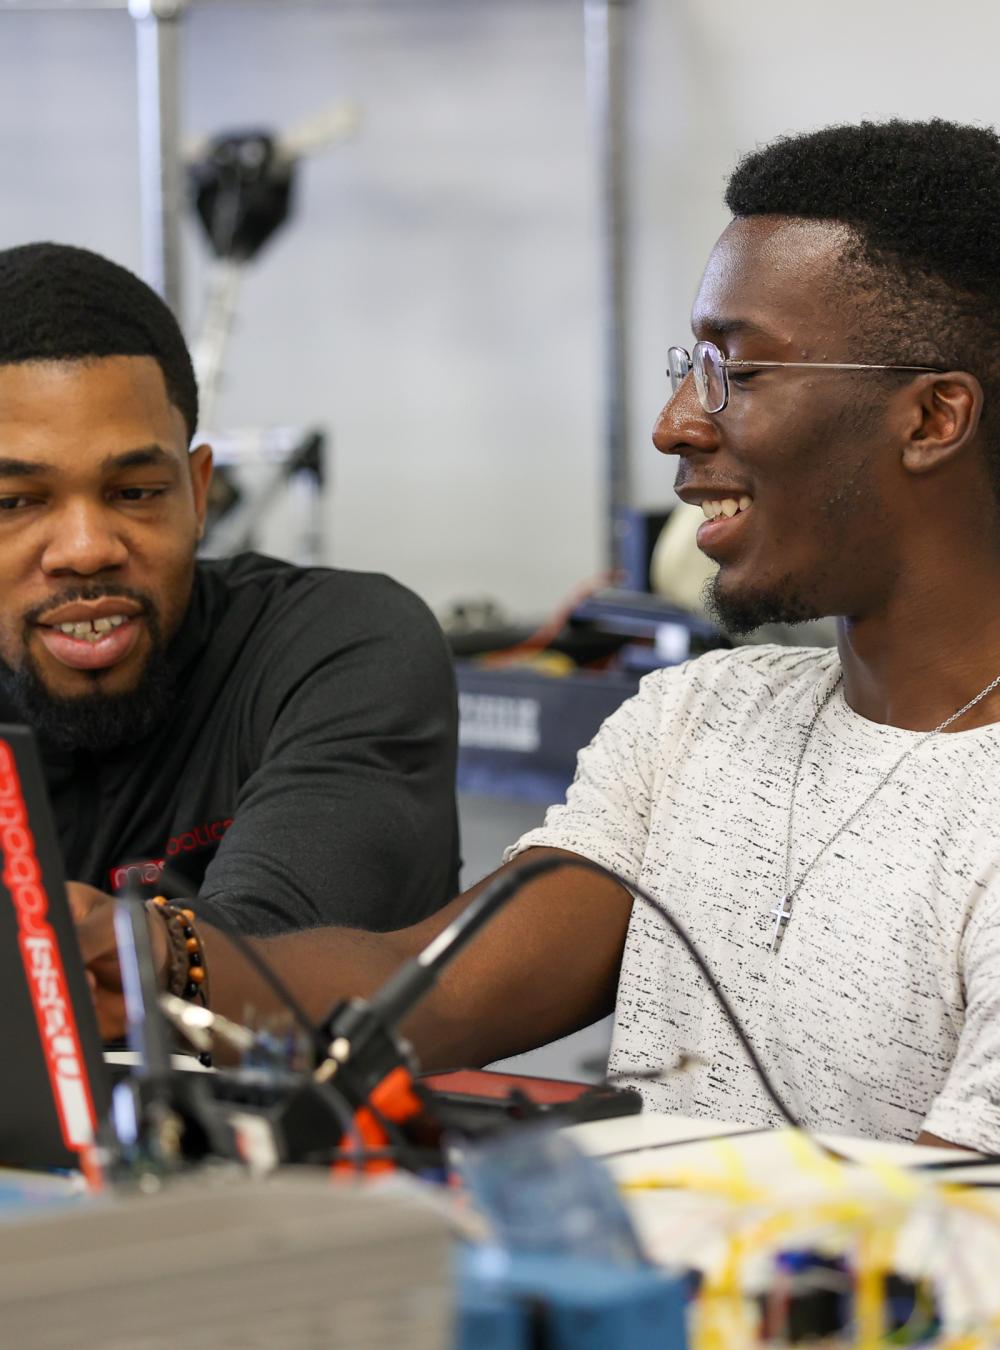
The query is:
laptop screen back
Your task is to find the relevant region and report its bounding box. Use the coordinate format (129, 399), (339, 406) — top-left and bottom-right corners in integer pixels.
(0, 725), (110, 1171)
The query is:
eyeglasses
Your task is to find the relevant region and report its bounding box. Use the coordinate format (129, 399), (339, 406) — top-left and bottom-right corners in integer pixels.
(667, 340), (942, 415)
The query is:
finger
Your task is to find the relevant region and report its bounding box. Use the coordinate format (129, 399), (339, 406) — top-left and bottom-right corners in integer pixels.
(66, 881), (103, 923)
(75, 911), (119, 967)
(95, 992), (127, 1041)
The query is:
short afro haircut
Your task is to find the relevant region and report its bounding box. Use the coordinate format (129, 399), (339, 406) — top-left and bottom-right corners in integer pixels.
(725, 119), (1000, 493)
(0, 242), (198, 442)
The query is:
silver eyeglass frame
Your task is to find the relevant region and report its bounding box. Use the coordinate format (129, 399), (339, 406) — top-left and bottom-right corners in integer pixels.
(667, 340), (942, 415)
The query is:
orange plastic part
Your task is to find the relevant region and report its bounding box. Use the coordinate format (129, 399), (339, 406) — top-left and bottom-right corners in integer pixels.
(331, 1066), (423, 1177)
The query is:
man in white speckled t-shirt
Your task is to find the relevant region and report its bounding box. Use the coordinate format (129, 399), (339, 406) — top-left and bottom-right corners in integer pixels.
(81, 118), (1000, 1154)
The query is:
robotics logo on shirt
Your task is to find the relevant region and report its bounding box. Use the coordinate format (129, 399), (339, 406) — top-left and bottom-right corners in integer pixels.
(107, 816), (233, 892)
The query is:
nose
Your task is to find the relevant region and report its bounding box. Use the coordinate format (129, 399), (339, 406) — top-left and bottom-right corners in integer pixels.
(40, 500), (129, 577)
(652, 375), (719, 459)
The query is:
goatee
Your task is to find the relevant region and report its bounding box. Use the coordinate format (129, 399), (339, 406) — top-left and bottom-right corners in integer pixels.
(0, 599), (175, 753)
(703, 572), (822, 637)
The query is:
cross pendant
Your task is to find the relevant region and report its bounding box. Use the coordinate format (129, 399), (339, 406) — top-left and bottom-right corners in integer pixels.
(769, 897), (793, 954)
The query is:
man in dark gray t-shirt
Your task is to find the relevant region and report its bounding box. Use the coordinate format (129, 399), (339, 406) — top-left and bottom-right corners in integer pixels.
(0, 242), (458, 936)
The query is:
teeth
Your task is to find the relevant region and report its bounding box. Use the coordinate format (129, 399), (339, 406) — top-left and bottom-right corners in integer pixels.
(701, 496), (753, 520)
(55, 615), (129, 640)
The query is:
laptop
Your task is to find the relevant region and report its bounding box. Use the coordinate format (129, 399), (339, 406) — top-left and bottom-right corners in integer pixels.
(0, 725), (110, 1172)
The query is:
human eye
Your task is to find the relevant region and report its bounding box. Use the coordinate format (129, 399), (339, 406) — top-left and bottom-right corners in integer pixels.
(0, 494), (36, 513)
(726, 363), (762, 386)
(112, 485), (167, 504)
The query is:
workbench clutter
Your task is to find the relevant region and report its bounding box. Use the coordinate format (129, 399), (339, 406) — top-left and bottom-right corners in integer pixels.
(454, 1115), (1000, 1350)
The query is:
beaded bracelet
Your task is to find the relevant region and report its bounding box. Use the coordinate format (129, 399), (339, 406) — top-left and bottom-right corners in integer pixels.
(148, 895), (210, 1009)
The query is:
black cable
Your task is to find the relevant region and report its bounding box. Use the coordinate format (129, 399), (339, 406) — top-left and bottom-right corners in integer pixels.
(120, 857), (997, 1176)
(363, 1093), (429, 1175)
(312, 1078), (384, 1176)
(916, 1153), (1000, 1172)
(202, 918), (320, 1051)
(399, 854), (805, 1134)
(155, 864), (321, 1055)
(594, 1125), (776, 1162)
(147, 869), (439, 1168)
(586, 857), (804, 1132)
(161, 855), (806, 1151)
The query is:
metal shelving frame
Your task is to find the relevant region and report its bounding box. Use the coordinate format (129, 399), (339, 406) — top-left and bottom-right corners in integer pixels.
(2, 0), (637, 570)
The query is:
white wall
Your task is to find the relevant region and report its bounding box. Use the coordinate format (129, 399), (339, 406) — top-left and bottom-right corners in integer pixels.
(3, 1), (1000, 614)
(0, 1), (602, 617)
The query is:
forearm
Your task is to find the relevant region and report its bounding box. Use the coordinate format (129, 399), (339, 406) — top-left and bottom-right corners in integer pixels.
(199, 848), (632, 1071)
(199, 913), (446, 1034)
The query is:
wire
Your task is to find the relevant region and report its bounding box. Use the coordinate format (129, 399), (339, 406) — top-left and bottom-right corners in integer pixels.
(149, 869), (438, 1170)
(620, 866), (802, 1129)
(155, 863), (321, 1055)
(473, 571), (615, 668)
(363, 1093), (428, 1175)
(206, 919), (320, 1051)
(159, 854), (809, 1157)
(593, 1126), (775, 1162)
(311, 1078), (381, 1176)
(916, 1153), (1000, 1172)
(494, 855), (806, 1134)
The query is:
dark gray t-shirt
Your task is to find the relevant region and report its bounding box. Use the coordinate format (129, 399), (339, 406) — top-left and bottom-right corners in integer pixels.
(23, 553), (460, 935)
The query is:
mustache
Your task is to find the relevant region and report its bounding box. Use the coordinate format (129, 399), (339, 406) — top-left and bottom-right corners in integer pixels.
(24, 584), (156, 627)
(673, 466), (751, 495)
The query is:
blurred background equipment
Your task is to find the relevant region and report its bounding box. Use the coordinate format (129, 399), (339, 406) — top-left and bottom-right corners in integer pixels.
(184, 101), (357, 558)
(185, 101), (358, 560)
(188, 102), (359, 428)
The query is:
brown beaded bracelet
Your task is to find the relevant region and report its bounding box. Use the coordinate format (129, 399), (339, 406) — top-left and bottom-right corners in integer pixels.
(148, 895), (210, 1009)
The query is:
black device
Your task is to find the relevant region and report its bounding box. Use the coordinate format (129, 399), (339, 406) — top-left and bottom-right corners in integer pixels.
(0, 726), (244, 1175)
(189, 130), (294, 264)
(0, 726), (111, 1172)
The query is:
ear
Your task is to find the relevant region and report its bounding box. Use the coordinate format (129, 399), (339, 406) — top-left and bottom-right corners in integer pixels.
(900, 371), (984, 476)
(188, 443), (214, 539)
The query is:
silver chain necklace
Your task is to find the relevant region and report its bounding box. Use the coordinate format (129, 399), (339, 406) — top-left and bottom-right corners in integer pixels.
(769, 667), (1000, 955)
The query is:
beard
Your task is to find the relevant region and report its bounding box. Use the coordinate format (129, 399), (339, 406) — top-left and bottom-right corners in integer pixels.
(703, 570), (823, 637)
(0, 588), (176, 753)
(700, 446), (886, 638)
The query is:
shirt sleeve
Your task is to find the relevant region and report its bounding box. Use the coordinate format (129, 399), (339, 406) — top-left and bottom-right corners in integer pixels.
(192, 577), (459, 937)
(922, 894), (1000, 1151)
(502, 666), (674, 887)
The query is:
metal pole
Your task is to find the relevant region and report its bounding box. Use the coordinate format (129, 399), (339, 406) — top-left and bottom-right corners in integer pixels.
(583, 0), (633, 573)
(129, 0), (186, 323)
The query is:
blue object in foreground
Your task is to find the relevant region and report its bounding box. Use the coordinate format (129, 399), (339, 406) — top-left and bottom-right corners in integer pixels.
(454, 1247), (688, 1350)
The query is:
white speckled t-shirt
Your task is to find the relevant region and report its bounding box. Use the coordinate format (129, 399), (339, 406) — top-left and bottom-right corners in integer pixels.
(507, 646), (1000, 1150)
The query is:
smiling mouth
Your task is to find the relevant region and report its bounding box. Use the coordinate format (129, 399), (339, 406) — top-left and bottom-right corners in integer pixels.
(42, 614), (131, 642)
(34, 613), (145, 673)
(693, 495), (755, 560)
(699, 494), (753, 520)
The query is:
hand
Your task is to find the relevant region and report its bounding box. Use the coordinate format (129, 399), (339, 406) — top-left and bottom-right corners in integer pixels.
(68, 883), (169, 1041)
